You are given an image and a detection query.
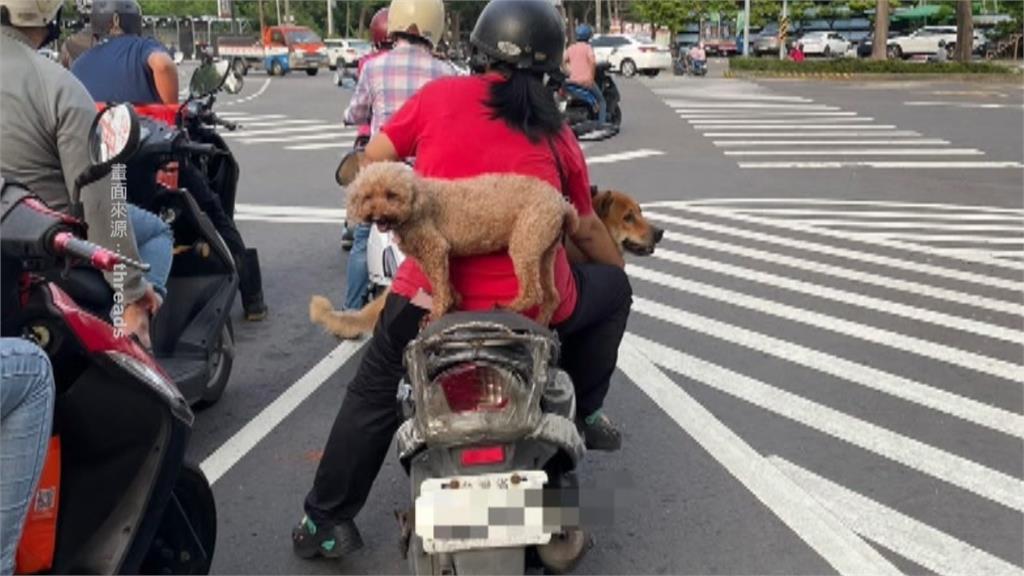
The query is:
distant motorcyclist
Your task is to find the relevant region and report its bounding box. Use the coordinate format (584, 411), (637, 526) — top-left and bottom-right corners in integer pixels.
(1, 0), (162, 345)
(341, 6), (391, 252)
(564, 23), (607, 124)
(59, 0), (95, 68)
(339, 0), (456, 313)
(71, 0), (178, 104)
(688, 41), (707, 64)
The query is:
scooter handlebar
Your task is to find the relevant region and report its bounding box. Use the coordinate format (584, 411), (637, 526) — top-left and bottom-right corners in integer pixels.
(52, 231), (151, 273)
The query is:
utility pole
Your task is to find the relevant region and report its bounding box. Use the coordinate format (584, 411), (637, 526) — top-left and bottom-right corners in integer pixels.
(779, 0), (788, 60)
(275, 0), (281, 25)
(284, 0), (291, 23)
(327, 0), (334, 37)
(346, 0), (351, 37)
(595, 0), (601, 33)
(742, 0), (751, 57)
(258, 0), (265, 31)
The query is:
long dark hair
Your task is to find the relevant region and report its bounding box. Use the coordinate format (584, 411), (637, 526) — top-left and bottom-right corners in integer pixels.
(484, 64), (564, 142)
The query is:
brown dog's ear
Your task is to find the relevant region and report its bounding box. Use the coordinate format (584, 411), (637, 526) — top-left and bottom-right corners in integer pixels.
(593, 190), (614, 218)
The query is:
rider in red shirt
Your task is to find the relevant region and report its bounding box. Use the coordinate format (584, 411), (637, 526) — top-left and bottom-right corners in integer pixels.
(295, 0), (631, 560)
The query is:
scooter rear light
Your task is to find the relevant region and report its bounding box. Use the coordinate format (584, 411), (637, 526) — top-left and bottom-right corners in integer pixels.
(459, 445), (506, 467)
(435, 364), (511, 413)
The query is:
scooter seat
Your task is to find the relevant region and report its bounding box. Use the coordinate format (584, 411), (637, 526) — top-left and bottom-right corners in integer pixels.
(564, 83), (597, 105)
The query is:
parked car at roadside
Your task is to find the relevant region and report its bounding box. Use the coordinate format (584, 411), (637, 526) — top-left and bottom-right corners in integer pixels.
(591, 34), (672, 77)
(856, 30), (900, 58)
(886, 26), (982, 59)
(798, 31), (850, 57)
(324, 38), (371, 70)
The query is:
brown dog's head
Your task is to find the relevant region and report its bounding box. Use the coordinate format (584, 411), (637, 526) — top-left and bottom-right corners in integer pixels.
(593, 190), (664, 256)
(346, 162), (419, 232)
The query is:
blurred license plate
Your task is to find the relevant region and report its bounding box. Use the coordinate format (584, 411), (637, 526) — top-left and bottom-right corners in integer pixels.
(415, 470), (551, 553)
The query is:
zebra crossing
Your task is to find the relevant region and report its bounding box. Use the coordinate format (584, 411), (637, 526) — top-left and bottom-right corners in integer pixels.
(621, 197), (1023, 574)
(217, 110), (668, 164)
(655, 82), (1024, 170)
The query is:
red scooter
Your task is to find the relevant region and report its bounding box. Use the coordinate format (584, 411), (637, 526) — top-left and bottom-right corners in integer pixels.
(1, 106), (216, 574)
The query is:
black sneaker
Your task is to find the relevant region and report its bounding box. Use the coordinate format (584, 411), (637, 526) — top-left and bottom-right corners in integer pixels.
(579, 411), (621, 452)
(292, 515), (364, 559)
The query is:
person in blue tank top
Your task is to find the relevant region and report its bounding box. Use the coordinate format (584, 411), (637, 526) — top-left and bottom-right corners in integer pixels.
(71, 0), (178, 104)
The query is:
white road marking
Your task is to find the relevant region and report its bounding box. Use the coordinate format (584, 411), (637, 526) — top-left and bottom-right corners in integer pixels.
(650, 246), (1024, 345)
(585, 149), (665, 164)
(235, 214), (345, 224)
(770, 456), (1024, 576)
(674, 198), (1024, 216)
(240, 132), (356, 144)
(630, 298), (1024, 438)
(702, 125), (898, 130)
(626, 264), (1024, 383)
(754, 219), (1023, 232)
(617, 342), (903, 576)
(714, 139), (951, 146)
(691, 118), (874, 124)
(726, 149), (984, 157)
(705, 131), (923, 138)
(200, 339), (367, 485)
(235, 203), (345, 218)
(646, 216), (1024, 316)
(222, 78), (272, 106)
(739, 161), (1024, 169)
(666, 101), (840, 110)
(216, 114), (287, 122)
(222, 124), (341, 137)
(664, 203), (1024, 280)
(713, 207), (1024, 220)
(285, 141), (356, 151)
(657, 91), (814, 102)
(624, 332), (1024, 512)
(229, 119), (320, 129)
(855, 232), (1024, 245)
(905, 100), (1024, 109)
(678, 111), (860, 118)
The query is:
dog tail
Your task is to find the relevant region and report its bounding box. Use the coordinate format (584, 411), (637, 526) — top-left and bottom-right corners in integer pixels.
(309, 293), (385, 339)
(562, 203), (580, 235)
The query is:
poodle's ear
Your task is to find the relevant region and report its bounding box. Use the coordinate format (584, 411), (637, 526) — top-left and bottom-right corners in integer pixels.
(593, 190), (614, 217)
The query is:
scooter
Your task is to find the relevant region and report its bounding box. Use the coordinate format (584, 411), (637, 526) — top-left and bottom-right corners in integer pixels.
(395, 311), (588, 575)
(0, 113), (216, 573)
(558, 62), (622, 138)
(89, 62), (244, 407)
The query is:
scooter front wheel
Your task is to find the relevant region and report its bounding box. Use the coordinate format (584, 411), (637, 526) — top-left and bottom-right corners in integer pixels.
(197, 321), (234, 408)
(139, 462), (217, 574)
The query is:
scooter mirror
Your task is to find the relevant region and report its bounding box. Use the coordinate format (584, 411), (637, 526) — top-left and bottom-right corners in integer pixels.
(89, 103), (141, 167)
(190, 60), (235, 98)
(335, 151), (363, 187)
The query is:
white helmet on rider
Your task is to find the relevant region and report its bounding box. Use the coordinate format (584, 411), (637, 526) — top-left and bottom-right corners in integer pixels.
(0, 0), (63, 27)
(386, 0), (445, 48)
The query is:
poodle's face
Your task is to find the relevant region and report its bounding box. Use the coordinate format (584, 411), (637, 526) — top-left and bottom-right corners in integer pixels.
(347, 162), (417, 232)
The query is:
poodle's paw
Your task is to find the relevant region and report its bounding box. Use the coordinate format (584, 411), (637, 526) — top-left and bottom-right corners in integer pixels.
(309, 295), (334, 324)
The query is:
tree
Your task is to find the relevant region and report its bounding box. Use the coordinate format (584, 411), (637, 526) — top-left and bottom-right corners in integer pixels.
(955, 0), (974, 61)
(871, 0), (890, 60)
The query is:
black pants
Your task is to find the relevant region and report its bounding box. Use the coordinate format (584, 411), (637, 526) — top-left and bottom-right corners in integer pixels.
(303, 263), (632, 525)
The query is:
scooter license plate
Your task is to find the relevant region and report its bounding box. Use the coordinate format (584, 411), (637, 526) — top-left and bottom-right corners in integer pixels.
(415, 470), (552, 553)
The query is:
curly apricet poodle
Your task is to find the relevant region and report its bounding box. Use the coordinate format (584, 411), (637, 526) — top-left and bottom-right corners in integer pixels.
(343, 162), (579, 324)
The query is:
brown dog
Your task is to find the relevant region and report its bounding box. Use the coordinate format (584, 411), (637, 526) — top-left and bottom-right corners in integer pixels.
(342, 162), (578, 324)
(310, 186), (663, 340)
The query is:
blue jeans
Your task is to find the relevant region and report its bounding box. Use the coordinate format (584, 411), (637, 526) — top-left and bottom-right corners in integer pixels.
(585, 84), (608, 124)
(344, 223), (371, 310)
(0, 339), (54, 575)
(129, 205), (173, 298)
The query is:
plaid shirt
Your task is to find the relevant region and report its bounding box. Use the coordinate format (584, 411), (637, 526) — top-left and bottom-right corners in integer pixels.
(343, 43), (456, 136)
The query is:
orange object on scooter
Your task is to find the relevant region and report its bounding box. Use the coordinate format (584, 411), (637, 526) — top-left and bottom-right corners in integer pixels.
(14, 435), (61, 575)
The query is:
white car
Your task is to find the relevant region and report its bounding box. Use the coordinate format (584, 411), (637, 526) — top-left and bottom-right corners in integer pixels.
(886, 26), (982, 59)
(797, 31), (850, 57)
(590, 34), (672, 78)
(324, 38), (371, 70)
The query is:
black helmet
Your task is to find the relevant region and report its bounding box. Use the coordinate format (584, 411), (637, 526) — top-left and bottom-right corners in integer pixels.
(91, 0), (141, 38)
(469, 0), (566, 75)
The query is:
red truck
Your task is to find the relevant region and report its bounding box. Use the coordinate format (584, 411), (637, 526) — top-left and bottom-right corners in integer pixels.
(216, 25), (328, 76)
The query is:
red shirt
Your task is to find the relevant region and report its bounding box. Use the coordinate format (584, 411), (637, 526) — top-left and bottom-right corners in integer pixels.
(381, 73), (593, 325)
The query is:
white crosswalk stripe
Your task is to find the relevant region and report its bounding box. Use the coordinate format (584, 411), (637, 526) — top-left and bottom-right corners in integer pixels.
(618, 197), (1024, 573)
(662, 83), (1024, 170)
(220, 111), (667, 164)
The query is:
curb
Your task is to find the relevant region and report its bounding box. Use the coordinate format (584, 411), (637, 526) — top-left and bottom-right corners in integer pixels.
(724, 70), (1023, 83)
